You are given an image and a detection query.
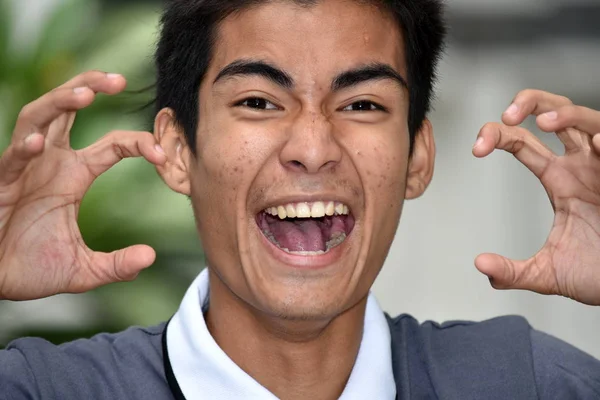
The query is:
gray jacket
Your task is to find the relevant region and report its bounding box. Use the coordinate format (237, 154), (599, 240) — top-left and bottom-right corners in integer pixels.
(1, 314), (599, 399)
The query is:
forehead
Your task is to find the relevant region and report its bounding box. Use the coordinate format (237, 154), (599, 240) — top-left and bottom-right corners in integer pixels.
(209, 0), (405, 82)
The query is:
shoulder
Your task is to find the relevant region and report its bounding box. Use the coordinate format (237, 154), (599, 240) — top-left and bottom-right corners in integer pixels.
(387, 313), (600, 399)
(531, 329), (600, 398)
(387, 314), (539, 399)
(388, 312), (530, 335)
(0, 324), (172, 400)
(388, 313), (534, 355)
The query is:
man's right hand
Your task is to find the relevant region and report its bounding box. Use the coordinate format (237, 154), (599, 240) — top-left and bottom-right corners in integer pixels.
(0, 71), (167, 301)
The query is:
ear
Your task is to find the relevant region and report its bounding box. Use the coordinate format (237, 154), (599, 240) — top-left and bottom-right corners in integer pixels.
(405, 119), (435, 200)
(154, 108), (192, 195)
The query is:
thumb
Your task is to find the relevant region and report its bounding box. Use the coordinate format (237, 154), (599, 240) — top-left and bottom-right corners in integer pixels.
(474, 252), (555, 295)
(83, 244), (156, 287)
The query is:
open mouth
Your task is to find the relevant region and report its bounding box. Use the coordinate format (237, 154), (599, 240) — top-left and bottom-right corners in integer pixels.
(256, 201), (355, 256)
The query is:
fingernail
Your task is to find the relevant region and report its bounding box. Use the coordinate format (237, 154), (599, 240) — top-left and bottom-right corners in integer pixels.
(24, 133), (37, 144)
(541, 111), (558, 120)
(504, 103), (519, 116)
(154, 144), (166, 155)
(73, 87), (87, 94)
(473, 137), (484, 150)
(106, 73), (121, 79)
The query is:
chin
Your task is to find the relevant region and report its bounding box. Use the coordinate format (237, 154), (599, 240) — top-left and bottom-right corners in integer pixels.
(251, 286), (355, 323)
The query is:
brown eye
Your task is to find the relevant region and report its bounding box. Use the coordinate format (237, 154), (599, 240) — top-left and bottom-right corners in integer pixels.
(342, 101), (385, 112)
(236, 97), (278, 110)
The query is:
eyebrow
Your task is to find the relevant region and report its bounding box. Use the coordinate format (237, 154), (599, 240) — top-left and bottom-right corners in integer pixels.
(213, 59), (294, 89)
(331, 63), (407, 92)
(213, 59), (407, 92)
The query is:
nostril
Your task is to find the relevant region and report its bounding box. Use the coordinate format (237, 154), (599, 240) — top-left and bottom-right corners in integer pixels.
(289, 160), (305, 170)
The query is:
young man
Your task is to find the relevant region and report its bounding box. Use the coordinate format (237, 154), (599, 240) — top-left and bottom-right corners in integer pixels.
(1, 0), (600, 398)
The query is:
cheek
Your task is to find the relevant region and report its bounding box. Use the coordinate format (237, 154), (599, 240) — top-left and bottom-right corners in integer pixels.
(358, 135), (409, 206)
(193, 123), (276, 216)
(190, 131), (249, 247)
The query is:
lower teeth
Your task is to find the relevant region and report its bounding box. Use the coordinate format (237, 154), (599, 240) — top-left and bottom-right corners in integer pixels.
(282, 249), (326, 255)
(325, 232), (347, 250)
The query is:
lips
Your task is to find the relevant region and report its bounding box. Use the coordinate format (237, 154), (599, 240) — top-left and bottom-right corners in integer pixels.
(256, 201), (355, 256)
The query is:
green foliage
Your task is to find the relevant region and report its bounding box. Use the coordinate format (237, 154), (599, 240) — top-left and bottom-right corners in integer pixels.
(0, 0), (202, 344)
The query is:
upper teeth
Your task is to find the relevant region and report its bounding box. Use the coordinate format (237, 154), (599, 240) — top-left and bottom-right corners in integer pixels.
(265, 201), (349, 219)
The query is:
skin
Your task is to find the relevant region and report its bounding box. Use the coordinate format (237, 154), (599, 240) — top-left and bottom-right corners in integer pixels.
(156, 1), (435, 397)
(0, 0), (600, 398)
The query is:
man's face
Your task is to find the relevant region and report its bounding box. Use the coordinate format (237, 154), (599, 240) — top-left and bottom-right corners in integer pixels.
(159, 0), (434, 320)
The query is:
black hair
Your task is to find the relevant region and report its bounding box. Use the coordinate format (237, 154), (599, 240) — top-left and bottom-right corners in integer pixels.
(155, 0), (446, 154)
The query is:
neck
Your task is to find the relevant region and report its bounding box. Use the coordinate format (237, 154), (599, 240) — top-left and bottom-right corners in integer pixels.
(205, 270), (367, 400)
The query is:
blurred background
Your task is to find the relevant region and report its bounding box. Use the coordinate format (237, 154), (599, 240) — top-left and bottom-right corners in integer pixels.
(1, 0), (600, 359)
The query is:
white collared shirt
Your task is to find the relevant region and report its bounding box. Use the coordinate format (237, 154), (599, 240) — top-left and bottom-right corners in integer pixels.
(166, 268), (396, 399)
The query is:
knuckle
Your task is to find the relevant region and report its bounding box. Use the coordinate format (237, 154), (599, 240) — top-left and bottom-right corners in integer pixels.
(105, 129), (119, 139)
(557, 95), (573, 106)
(482, 121), (499, 129)
(17, 103), (35, 121)
(557, 105), (579, 122)
(104, 130), (126, 143)
(481, 121), (500, 134)
(503, 126), (529, 152)
(49, 87), (69, 103)
(515, 88), (539, 102)
(509, 135), (526, 153)
(82, 69), (108, 83)
(83, 69), (104, 78)
(112, 143), (125, 160)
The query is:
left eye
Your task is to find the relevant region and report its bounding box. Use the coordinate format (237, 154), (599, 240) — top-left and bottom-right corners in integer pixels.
(236, 97), (279, 110)
(342, 101), (384, 112)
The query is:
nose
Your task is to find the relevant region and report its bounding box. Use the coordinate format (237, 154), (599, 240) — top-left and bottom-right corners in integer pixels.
(279, 111), (342, 174)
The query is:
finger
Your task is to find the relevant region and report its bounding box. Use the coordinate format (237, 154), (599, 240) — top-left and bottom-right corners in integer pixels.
(47, 112), (77, 148)
(58, 70), (126, 94)
(472, 122), (555, 179)
(474, 253), (557, 295)
(79, 130), (167, 179)
(13, 72), (126, 143)
(502, 89), (572, 126)
(537, 105), (600, 154)
(536, 105), (600, 136)
(13, 87), (95, 142)
(0, 133), (45, 185)
(592, 134), (600, 154)
(76, 245), (156, 290)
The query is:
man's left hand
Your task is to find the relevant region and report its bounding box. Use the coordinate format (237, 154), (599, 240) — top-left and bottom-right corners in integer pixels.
(473, 89), (600, 305)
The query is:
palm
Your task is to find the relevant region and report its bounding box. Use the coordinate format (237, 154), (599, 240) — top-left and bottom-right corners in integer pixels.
(539, 130), (600, 304)
(0, 145), (90, 299)
(0, 71), (166, 300)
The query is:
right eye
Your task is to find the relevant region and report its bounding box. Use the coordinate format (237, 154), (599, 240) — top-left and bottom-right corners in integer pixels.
(235, 97), (279, 110)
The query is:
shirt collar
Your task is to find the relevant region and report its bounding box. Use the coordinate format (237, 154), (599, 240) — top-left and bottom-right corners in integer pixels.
(167, 268), (396, 399)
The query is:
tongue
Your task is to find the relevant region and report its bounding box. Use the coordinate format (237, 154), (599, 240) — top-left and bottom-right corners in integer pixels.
(270, 219), (326, 252)
(260, 214), (348, 252)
